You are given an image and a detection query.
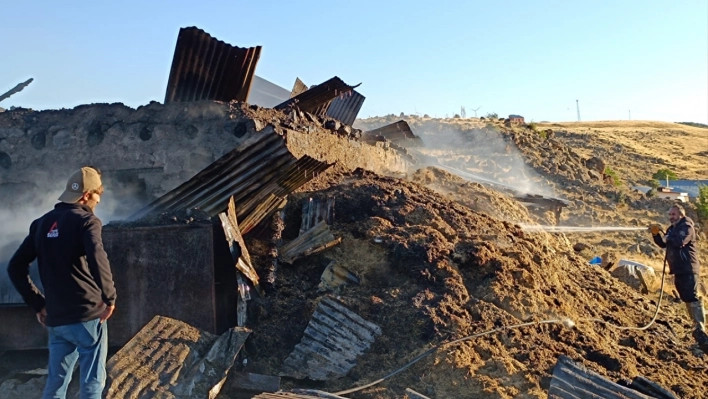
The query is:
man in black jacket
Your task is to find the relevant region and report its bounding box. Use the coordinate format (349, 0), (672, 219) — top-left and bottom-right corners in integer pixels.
(650, 204), (705, 342)
(8, 166), (116, 399)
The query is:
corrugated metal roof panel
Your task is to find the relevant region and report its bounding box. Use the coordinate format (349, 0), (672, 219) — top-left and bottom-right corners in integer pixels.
(361, 121), (420, 142)
(129, 127), (331, 232)
(105, 315), (250, 399)
(548, 355), (654, 399)
(164, 26), (261, 103)
(280, 296), (381, 380)
(275, 77), (357, 117)
(326, 90), (365, 126)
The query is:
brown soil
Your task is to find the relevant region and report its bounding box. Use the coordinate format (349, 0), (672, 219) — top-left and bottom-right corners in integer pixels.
(239, 168), (707, 399)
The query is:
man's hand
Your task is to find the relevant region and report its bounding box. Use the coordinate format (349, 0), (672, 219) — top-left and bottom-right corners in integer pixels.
(649, 224), (662, 235)
(36, 308), (47, 328)
(100, 304), (115, 324)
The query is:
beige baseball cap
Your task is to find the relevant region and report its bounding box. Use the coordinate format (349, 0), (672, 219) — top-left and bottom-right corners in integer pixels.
(58, 167), (103, 203)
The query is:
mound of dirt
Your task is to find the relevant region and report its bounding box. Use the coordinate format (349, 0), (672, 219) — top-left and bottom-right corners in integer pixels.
(410, 167), (536, 224)
(240, 171), (706, 399)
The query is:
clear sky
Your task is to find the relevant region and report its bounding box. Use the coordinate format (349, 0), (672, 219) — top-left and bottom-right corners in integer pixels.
(2, 1), (707, 123)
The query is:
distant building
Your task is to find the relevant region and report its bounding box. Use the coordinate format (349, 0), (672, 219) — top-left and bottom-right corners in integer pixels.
(663, 180), (708, 198)
(656, 186), (690, 203)
(508, 114), (525, 124)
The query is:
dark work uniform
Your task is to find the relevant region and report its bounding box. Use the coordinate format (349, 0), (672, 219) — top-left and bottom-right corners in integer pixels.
(652, 216), (701, 303)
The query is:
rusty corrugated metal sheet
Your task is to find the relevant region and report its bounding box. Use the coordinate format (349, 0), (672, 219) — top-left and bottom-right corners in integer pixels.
(105, 315), (250, 399)
(326, 90), (365, 126)
(129, 127), (331, 233)
(164, 26), (261, 103)
(280, 296), (381, 380)
(290, 78), (308, 98)
(548, 356), (655, 399)
(362, 120), (422, 146)
(275, 77), (357, 117)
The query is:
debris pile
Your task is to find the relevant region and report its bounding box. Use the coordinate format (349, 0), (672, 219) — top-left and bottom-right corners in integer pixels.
(237, 171), (706, 398)
(1, 26), (707, 399)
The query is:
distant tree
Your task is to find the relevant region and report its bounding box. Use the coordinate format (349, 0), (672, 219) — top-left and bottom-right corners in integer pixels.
(399, 112), (405, 117)
(647, 179), (661, 189)
(423, 114), (430, 118)
(677, 122), (708, 129)
(652, 168), (678, 182)
(485, 112), (498, 119)
(453, 114), (461, 119)
(697, 185), (708, 220)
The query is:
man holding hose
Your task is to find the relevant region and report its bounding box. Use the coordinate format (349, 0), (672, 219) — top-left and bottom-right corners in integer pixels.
(650, 204), (707, 348)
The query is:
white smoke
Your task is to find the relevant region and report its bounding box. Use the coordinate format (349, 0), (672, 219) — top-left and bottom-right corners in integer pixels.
(410, 122), (555, 197)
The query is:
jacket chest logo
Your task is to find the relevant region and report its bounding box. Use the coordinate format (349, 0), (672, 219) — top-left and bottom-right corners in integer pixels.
(47, 222), (59, 238)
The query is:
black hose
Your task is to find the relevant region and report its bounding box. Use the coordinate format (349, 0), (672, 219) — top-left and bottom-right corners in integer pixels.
(334, 319), (574, 396)
(584, 232), (668, 331)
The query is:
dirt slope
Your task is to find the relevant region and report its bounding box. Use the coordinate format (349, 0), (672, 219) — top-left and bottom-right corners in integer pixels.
(241, 168), (707, 399)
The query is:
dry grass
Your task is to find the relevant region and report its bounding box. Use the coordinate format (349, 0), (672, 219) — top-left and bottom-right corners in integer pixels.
(538, 120), (708, 182)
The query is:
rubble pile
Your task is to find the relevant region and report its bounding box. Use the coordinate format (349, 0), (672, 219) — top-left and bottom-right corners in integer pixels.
(237, 170), (706, 398)
(2, 25), (707, 399)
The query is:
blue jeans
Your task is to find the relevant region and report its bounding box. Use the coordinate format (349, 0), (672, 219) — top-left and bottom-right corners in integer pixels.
(43, 318), (108, 399)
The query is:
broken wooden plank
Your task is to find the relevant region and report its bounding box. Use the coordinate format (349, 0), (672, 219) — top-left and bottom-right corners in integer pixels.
(219, 196), (263, 296)
(279, 220), (341, 264)
(548, 355), (654, 399)
(239, 193), (288, 235)
(105, 315), (250, 399)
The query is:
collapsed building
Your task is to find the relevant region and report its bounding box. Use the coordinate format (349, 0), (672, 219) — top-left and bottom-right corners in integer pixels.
(0, 26), (419, 351)
(1, 26), (704, 399)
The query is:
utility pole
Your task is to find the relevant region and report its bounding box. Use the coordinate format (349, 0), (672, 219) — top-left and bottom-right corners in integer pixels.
(628, 110), (631, 120)
(576, 100), (581, 122)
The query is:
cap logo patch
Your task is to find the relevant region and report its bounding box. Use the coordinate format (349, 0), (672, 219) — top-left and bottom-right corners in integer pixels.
(72, 183), (80, 191)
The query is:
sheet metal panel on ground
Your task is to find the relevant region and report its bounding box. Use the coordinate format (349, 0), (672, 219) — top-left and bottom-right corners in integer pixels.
(164, 26), (261, 103)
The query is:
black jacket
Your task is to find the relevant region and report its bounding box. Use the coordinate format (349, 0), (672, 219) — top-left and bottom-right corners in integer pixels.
(652, 216), (700, 275)
(7, 202), (117, 327)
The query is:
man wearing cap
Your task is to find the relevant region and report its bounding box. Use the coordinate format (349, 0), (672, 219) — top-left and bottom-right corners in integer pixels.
(7, 166), (117, 399)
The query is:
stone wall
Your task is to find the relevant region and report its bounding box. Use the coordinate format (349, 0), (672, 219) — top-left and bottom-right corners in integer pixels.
(0, 101), (408, 220)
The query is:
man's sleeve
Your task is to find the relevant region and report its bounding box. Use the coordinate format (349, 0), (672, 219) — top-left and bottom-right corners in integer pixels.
(83, 217), (117, 306)
(652, 233), (666, 248)
(7, 222), (46, 312)
(665, 223), (694, 248)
